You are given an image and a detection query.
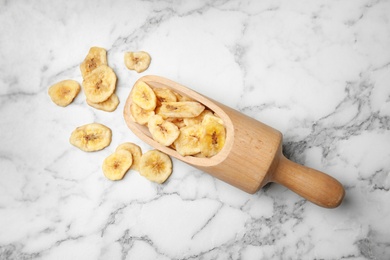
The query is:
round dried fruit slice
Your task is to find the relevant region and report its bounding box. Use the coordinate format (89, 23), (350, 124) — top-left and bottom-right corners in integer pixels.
(69, 123), (112, 152)
(174, 124), (202, 156)
(86, 93), (119, 112)
(48, 80), (80, 107)
(131, 81), (157, 111)
(124, 51), (151, 73)
(139, 150), (172, 184)
(116, 142), (142, 171)
(80, 46), (107, 78)
(82, 65), (117, 103)
(158, 101), (205, 118)
(199, 121), (226, 157)
(153, 87), (177, 106)
(102, 150), (133, 181)
(148, 115), (180, 146)
(130, 103), (155, 125)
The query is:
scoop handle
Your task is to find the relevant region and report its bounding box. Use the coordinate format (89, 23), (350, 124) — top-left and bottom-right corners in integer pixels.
(271, 156), (345, 208)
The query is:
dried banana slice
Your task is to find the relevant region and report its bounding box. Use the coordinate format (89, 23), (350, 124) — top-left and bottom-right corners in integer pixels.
(184, 109), (213, 127)
(102, 150), (133, 181)
(131, 81), (157, 111)
(175, 92), (194, 102)
(116, 142), (142, 171)
(148, 115), (180, 146)
(124, 51), (151, 73)
(166, 117), (186, 129)
(48, 80), (80, 107)
(202, 113), (224, 126)
(153, 88), (177, 106)
(86, 93), (119, 112)
(82, 65), (117, 103)
(70, 123), (112, 152)
(80, 47), (107, 78)
(200, 121), (226, 157)
(139, 150), (172, 184)
(158, 101), (205, 118)
(174, 124), (202, 156)
(130, 103), (155, 125)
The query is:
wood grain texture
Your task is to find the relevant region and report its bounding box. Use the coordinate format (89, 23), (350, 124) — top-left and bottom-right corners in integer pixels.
(124, 75), (345, 208)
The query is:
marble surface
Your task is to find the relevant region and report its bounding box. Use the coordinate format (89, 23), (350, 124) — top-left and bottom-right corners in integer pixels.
(1, 0), (390, 259)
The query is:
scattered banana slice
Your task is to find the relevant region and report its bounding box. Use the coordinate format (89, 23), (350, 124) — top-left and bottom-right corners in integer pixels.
(48, 80), (80, 107)
(139, 150), (172, 184)
(82, 65), (117, 103)
(158, 101), (205, 118)
(70, 123), (112, 152)
(86, 93), (119, 112)
(174, 124), (202, 156)
(80, 47), (107, 78)
(124, 51), (151, 73)
(116, 142), (142, 171)
(131, 81), (157, 111)
(102, 150), (133, 181)
(200, 121), (226, 157)
(184, 109), (213, 127)
(148, 115), (180, 146)
(153, 88), (177, 106)
(130, 103), (155, 125)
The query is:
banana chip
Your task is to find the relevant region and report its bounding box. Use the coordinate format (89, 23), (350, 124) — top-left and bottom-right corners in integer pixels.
(174, 124), (202, 156)
(82, 65), (117, 103)
(166, 117), (186, 129)
(86, 93), (119, 112)
(139, 150), (172, 184)
(80, 47), (107, 78)
(48, 80), (80, 107)
(153, 88), (177, 106)
(200, 121), (226, 157)
(102, 150), (133, 181)
(175, 92), (194, 102)
(184, 109), (213, 127)
(131, 81), (157, 111)
(116, 142), (142, 171)
(130, 103), (155, 125)
(158, 101), (205, 118)
(148, 115), (180, 146)
(70, 123), (112, 152)
(124, 51), (151, 73)
(202, 113), (224, 126)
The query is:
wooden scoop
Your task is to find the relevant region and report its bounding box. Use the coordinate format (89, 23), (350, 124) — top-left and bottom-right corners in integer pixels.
(124, 75), (345, 208)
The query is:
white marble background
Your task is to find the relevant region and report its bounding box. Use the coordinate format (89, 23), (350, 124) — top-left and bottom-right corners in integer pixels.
(1, 0), (390, 259)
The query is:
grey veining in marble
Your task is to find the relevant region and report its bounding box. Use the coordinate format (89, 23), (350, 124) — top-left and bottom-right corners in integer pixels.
(1, 0), (390, 259)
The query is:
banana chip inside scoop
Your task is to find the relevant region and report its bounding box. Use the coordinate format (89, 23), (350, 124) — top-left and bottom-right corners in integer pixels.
(199, 121), (226, 158)
(158, 101), (205, 118)
(131, 81), (157, 111)
(174, 124), (202, 156)
(148, 115), (180, 146)
(130, 103), (155, 125)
